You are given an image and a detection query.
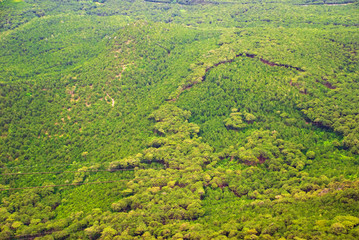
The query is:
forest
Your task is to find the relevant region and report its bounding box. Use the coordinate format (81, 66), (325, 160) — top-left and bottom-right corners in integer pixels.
(0, 0), (358, 239)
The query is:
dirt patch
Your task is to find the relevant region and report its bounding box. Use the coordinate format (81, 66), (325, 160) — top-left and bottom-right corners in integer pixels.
(316, 77), (337, 89)
(258, 155), (266, 164)
(243, 155), (267, 166)
(323, 81), (336, 89)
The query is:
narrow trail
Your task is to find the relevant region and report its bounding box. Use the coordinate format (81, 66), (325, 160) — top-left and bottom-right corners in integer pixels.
(168, 52), (304, 101)
(244, 53), (304, 71)
(0, 168), (134, 176)
(106, 92), (115, 107)
(144, 0), (241, 5)
(296, 2), (353, 6)
(117, 65), (127, 81)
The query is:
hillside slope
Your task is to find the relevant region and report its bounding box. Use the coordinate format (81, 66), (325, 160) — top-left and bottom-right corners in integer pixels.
(0, 0), (358, 239)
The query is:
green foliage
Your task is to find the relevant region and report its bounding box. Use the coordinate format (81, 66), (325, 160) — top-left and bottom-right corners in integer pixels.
(220, 130), (308, 169)
(224, 108), (257, 130)
(0, 0), (358, 239)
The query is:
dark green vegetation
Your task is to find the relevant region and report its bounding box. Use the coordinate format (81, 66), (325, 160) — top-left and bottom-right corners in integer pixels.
(1, 0), (359, 239)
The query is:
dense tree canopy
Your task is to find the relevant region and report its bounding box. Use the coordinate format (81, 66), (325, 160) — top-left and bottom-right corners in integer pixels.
(0, 0), (358, 239)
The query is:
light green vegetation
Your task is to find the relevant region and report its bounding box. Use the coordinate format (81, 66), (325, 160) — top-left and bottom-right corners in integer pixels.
(0, 0), (358, 239)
